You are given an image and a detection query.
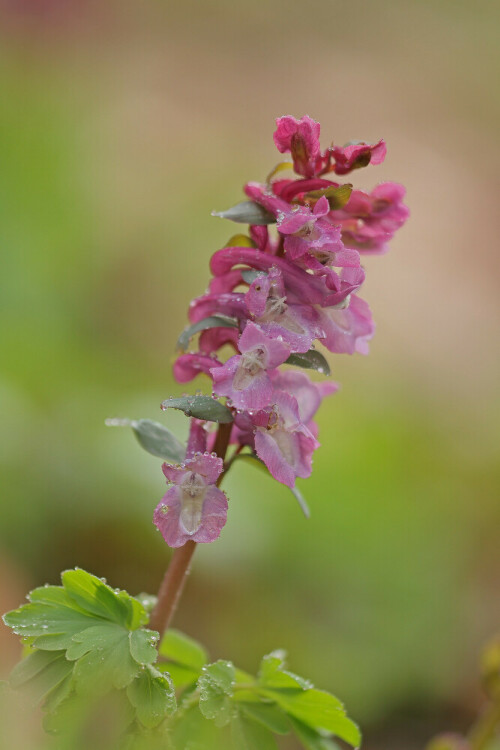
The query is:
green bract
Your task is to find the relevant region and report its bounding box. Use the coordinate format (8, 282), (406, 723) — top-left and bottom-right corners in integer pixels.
(161, 394), (234, 423)
(286, 349), (331, 376)
(106, 418), (186, 462)
(212, 200), (276, 225)
(177, 315), (239, 352)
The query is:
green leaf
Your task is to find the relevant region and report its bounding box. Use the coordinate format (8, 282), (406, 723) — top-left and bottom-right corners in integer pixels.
(3, 596), (99, 651)
(67, 624), (141, 694)
(258, 652), (312, 691)
(9, 650), (73, 705)
(177, 315), (239, 352)
(126, 665), (176, 729)
(212, 201), (276, 225)
(159, 628), (208, 672)
(62, 569), (131, 625)
(161, 395), (233, 424)
(289, 716), (342, 750)
(303, 184), (353, 210)
(238, 701), (290, 735)
(286, 350), (331, 376)
(269, 690), (360, 747)
(170, 705), (222, 749)
(129, 628), (160, 665)
(106, 418), (185, 463)
(231, 713), (279, 749)
(9, 649), (65, 689)
(198, 660), (235, 727)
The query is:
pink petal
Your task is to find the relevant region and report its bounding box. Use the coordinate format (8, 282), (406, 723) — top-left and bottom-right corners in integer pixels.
(173, 353), (221, 383)
(192, 486), (228, 543)
(186, 453), (224, 485)
(154, 488), (189, 548)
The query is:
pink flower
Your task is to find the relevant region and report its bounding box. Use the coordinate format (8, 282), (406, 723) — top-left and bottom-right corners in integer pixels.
(210, 246), (363, 309)
(277, 196), (344, 259)
(329, 139), (386, 175)
(277, 196), (360, 273)
(252, 391), (319, 488)
(173, 353), (221, 383)
(331, 182), (409, 254)
(270, 370), (339, 425)
(244, 268), (322, 353)
(211, 322), (290, 410)
(273, 115), (321, 178)
(318, 294), (375, 355)
(153, 454), (228, 548)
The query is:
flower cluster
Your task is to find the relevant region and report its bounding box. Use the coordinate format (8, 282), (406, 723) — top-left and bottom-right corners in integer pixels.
(155, 115), (408, 547)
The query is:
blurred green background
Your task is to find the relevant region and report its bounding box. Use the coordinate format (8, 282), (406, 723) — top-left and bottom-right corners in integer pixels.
(1, 1), (499, 748)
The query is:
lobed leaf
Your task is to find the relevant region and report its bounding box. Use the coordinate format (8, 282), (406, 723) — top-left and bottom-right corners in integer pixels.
(212, 201), (276, 225)
(238, 701), (290, 735)
(126, 665), (176, 729)
(231, 713), (279, 749)
(198, 660), (235, 727)
(289, 716), (343, 750)
(258, 652), (312, 691)
(159, 628), (208, 674)
(161, 395), (233, 424)
(9, 650), (73, 706)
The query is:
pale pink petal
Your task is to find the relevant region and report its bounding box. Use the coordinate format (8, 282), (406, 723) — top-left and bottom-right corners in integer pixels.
(192, 486), (228, 543)
(154, 489), (189, 548)
(255, 429), (297, 488)
(186, 453), (224, 485)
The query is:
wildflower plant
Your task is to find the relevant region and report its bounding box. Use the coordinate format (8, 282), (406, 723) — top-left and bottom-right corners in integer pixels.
(3, 116), (411, 749)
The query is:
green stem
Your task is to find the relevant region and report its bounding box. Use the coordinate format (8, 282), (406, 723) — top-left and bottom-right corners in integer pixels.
(469, 697), (500, 750)
(148, 421), (233, 637)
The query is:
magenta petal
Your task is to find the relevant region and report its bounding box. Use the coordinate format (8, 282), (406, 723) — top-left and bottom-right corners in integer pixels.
(245, 274), (272, 317)
(173, 353), (221, 383)
(277, 207), (311, 235)
(186, 419), (208, 458)
(239, 322), (290, 368)
(313, 195), (330, 217)
(199, 326), (239, 355)
(192, 486), (228, 543)
(189, 292), (248, 323)
(212, 356), (274, 410)
(273, 115), (321, 177)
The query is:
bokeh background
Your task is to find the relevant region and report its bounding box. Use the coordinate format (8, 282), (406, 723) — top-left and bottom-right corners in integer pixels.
(1, 1), (499, 748)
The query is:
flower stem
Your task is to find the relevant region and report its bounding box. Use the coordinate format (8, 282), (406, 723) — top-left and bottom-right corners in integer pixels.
(468, 697), (500, 750)
(149, 421), (233, 637)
